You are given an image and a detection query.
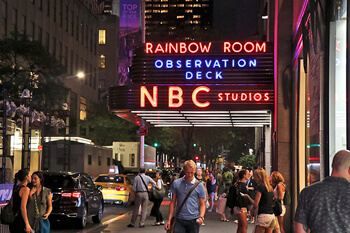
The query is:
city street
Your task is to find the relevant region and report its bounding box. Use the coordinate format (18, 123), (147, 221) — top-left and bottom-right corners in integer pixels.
(50, 199), (255, 233)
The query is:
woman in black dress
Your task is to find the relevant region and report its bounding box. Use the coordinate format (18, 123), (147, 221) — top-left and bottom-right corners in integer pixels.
(9, 168), (33, 233)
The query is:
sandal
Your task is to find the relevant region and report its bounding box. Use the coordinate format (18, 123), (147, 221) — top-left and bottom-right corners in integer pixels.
(223, 219), (230, 222)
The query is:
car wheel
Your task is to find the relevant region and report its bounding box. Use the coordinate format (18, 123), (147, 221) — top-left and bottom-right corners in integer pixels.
(77, 205), (87, 228)
(92, 201), (103, 223)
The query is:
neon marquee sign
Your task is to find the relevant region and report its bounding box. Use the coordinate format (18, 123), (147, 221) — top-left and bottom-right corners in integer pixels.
(145, 41), (267, 54)
(140, 85), (272, 109)
(130, 41), (274, 84)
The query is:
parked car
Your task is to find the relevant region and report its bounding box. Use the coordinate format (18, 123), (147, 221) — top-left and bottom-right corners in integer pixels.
(94, 174), (135, 206)
(43, 171), (104, 229)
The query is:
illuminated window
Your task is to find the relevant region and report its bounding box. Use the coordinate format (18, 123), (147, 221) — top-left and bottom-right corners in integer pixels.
(153, 9), (160, 13)
(146, 4), (152, 7)
(161, 4), (168, 7)
(80, 97), (87, 120)
(185, 9), (193, 13)
(145, 0), (152, 2)
(146, 9), (152, 13)
(98, 30), (106, 44)
(193, 15), (201, 18)
(169, 26), (176, 30)
(177, 15), (184, 19)
(202, 4), (209, 7)
(160, 21), (168, 24)
(99, 55), (106, 68)
(186, 4), (193, 7)
(170, 4), (176, 7)
(193, 20), (200, 24)
(185, 0), (192, 1)
(153, 4), (160, 7)
(161, 0), (168, 1)
(177, 4), (184, 7)
(161, 9), (168, 13)
(193, 4), (201, 7)
(146, 15), (152, 18)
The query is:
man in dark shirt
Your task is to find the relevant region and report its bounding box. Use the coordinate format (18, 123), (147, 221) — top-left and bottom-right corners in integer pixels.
(294, 150), (350, 233)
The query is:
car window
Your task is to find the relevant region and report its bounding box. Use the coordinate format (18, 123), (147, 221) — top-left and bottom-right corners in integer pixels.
(95, 176), (124, 183)
(146, 172), (156, 178)
(126, 177), (132, 185)
(80, 176), (94, 190)
(43, 175), (76, 189)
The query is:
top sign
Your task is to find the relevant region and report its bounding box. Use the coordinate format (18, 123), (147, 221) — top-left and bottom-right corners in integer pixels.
(144, 41), (272, 55)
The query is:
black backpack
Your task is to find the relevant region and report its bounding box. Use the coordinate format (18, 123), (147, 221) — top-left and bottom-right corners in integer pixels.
(281, 183), (291, 205)
(226, 182), (241, 208)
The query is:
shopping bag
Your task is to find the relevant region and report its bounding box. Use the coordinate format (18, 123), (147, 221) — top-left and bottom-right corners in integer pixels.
(215, 197), (227, 214)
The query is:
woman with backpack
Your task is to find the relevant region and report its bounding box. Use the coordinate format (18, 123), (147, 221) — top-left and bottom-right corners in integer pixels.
(232, 169), (250, 233)
(270, 171), (286, 233)
(9, 168), (33, 233)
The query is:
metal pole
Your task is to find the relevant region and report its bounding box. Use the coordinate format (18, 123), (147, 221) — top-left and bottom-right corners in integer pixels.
(2, 89), (7, 182)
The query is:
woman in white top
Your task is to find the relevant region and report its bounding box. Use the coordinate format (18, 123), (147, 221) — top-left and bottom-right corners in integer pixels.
(271, 171), (286, 233)
(151, 170), (165, 226)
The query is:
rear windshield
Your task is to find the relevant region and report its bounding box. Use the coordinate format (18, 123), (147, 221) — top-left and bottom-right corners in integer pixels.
(95, 176), (124, 183)
(146, 172), (156, 178)
(43, 175), (76, 189)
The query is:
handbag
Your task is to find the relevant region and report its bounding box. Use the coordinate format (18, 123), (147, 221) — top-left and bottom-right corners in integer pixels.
(0, 200), (18, 225)
(272, 199), (282, 216)
(33, 193), (50, 233)
(139, 175), (155, 202)
(152, 181), (166, 200)
(215, 197), (227, 214)
(167, 181), (200, 233)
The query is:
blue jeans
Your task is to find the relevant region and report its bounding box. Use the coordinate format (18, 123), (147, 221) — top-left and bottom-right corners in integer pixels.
(174, 218), (200, 233)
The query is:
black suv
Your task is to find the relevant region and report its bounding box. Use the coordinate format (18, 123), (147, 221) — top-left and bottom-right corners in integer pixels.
(43, 171), (104, 228)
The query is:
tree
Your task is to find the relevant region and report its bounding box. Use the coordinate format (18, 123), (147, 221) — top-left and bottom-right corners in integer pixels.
(0, 31), (67, 109)
(238, 154), (256, 169)
(80, 99), (139, 146)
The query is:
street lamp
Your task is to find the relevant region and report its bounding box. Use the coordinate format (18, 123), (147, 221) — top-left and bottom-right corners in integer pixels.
(20, 89), (32, 169)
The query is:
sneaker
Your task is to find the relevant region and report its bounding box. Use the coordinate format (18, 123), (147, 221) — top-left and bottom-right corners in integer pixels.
(140, 224), (145, 228)
(234, 220), (238, 224)
(127, 224), (134, 228)
(207, 209), (212, 212)
(202, 222), (205, 226)
(160, 221), (165, 225)
(152, 222), (161, 226)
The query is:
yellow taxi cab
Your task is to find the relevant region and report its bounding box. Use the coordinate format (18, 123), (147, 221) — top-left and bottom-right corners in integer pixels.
(94, 173), (135, 206)
(145, 169), (157, 189)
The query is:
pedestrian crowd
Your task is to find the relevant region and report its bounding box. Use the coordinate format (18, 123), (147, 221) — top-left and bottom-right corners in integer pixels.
(128, 149), (350, 233)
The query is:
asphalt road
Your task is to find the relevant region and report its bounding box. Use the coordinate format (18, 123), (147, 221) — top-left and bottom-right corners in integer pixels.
(50, 203), (133, 233)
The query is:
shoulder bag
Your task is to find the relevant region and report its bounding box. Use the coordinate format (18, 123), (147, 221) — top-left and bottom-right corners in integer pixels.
(139, 175), (155, 202)
(0, 199), (17, 225)
(153, 180), (166, 200)
(167, 181), (201, 233)
(33, 192), (50, 233)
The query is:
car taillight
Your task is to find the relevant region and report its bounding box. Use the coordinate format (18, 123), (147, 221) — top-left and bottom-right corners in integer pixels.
(61, 192), (81, 198)
(116, 187), (126, 191)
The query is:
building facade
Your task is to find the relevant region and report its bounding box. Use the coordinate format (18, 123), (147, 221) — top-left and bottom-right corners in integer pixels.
(145, 0), (212, 41)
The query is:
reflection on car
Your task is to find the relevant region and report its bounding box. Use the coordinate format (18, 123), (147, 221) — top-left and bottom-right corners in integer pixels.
(43, 171), (104, 229)
(94, 174), (135, 206)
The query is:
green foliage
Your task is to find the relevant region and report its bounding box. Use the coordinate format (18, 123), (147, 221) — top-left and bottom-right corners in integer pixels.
(80, 100), (139, 146)
(0, 31), (67, 108)
(238, 154), (256, 169)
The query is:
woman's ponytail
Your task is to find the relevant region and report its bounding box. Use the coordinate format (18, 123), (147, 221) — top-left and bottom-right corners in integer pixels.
(12, 172), (18, 192)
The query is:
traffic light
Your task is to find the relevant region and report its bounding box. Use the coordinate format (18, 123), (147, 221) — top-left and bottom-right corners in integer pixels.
(193, 143), (197, 147)
(195, 155), (199, 161)
(154, 142), (158, 147)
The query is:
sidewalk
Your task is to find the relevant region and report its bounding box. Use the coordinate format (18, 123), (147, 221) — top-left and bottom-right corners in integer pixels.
(85, 199), (256, 233)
